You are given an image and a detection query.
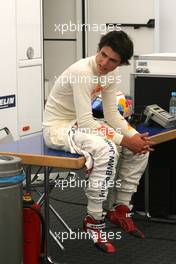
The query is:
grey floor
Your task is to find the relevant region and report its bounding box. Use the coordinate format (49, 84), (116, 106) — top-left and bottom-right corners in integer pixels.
(31, 170), (176, 264)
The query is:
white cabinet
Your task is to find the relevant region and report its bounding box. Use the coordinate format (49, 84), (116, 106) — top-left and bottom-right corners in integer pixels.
(0, 0), (43, 140)
(16, 0), (43, 137)
(0, 0), (18, 138)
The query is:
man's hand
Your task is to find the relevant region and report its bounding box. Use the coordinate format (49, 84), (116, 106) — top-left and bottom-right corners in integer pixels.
(120, 132), (155, 154)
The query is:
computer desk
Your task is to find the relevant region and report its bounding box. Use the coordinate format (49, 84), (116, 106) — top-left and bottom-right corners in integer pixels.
(136, 124), (176, 144)
(0, 128), (175, 262)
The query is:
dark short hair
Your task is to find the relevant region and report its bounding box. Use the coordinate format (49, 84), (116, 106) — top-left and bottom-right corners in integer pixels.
(98, 30), (133, 65)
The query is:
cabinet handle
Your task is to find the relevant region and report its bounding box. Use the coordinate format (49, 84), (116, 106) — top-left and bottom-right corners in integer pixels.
(26, 47), (34, 59)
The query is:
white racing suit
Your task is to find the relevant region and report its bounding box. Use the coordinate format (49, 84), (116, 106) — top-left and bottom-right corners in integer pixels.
(43, 125), (149, 219)
(43, 55), (149, 219)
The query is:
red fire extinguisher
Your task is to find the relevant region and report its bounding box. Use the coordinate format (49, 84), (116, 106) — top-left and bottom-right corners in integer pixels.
(23, 193), (45, 264)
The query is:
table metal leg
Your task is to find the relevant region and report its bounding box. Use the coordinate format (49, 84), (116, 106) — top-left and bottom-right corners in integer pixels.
(144, 163), (151, 218)
(25, 165), (32, 193)
(43, 167), (69, 264)
(49, 230), (65, 251)
(49, 204), (72, 233)
(35, 179), (71, 250)
(43, 166), (61, 264)
(44, 166), (50, 257)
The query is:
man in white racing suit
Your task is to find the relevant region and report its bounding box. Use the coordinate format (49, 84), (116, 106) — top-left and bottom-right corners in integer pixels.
(43, 30), (154, 253)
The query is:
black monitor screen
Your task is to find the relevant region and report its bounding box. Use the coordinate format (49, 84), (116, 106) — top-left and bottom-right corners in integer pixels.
(134, 75), (176, 114)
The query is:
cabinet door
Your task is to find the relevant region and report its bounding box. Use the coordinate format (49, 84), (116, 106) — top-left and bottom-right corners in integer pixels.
(44, 41), (76, 94)
(44, 0), (76, 39)
(17, 66), (43, 136)
(17, 0), (42, 60)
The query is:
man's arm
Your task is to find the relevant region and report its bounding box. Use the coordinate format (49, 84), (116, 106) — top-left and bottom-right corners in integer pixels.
(71, 73), (124, 143)
(102, 85), (154, 153)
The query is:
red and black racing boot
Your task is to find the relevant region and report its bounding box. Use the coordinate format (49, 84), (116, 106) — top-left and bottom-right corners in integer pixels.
(83, 214), (117, 253)
(107, 204), (144, 239)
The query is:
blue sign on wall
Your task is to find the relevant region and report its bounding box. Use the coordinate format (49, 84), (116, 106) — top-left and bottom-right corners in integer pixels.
(0, 94), (16, 109)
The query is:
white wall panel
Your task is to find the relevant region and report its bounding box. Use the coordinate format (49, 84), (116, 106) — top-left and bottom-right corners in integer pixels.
(86, 0), (155, 94)
(156, 0), (176, 52)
